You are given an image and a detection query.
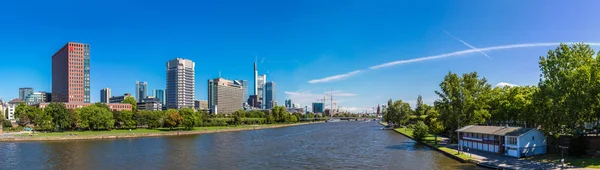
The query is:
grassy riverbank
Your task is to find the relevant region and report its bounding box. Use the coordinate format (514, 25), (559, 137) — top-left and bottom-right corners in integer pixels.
(393, 127), (472, 161)
(1, 122), (322, 142)
(521, 153), (600, 169)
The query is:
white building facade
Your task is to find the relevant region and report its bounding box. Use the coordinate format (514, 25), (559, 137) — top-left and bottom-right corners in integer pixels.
(456, 125), (547, 158)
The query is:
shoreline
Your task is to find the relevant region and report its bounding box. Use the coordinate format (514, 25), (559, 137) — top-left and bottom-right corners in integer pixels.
(380, 122), (500, 169)
(0, 122), (323, 142)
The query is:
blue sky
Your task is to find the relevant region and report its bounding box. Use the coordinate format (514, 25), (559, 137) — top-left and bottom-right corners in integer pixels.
(1, 0), (600, 112)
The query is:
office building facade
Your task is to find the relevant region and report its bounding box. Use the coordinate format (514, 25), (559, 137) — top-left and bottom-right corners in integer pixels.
(100, 88), (111, 103)
(256, 74), (266, 108)
(166, 58), (195, 109)
(19, 88), (33, 101)
(109, 93), (132, 103)
(136, 81), (148, 103)
(154, 89), (165, 105)
(24, 92), (45, 105)
(208, 78), (243, 114)
(234, 80), (248, 105)
(285, 99), (292, 108)
(264, 82), (276, 109)
(52, 42), (90, 103)
(312, 102), (324, 113)
(194, 100), (208, 110)
(41, 92), (52, 102)
(138, 96), (162, 111)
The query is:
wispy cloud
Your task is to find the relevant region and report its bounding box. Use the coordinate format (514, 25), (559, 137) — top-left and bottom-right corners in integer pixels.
(308, 42), (600, 84)
(307, 70), (362, 84)
(443, 30), (491, 60)
(496, 82), (518, 87)
(369, 42), (600, 70)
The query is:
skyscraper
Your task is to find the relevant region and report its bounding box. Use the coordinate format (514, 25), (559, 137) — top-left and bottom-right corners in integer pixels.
(312, 102), (324, 113)
(257, 74), (266, 109)
(52, 42), (90, 103)
(166, 58), (195, 109)
(100, 88), (111, 103)
(208, 78), (243, 114)
(265, 82), (276, 109)
(234, 80), (248, 106)
(154, 89), (165, 105)
(254, 62), (258, 96)
(19, 88), (33, 101)
(285, 99), (292, 108)
(136, 81), (148, 103)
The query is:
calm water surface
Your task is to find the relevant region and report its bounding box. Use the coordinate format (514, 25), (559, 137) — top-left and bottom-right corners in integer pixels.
(0, 121), (481, 169)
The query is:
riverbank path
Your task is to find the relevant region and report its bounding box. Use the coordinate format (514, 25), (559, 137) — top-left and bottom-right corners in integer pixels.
(444, 144), (595, 170)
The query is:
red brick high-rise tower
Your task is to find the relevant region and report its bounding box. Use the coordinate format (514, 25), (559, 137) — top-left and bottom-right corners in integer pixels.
(52, 42), (90, 103)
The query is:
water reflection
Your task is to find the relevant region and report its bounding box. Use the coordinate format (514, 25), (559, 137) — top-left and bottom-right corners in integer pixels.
(0, 122), (481, 170)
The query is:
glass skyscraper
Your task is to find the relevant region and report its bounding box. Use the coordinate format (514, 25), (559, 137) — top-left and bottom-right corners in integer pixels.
(265, 82), (276, 109)
(154, 89), (165, 105)
(19, 88), (33, 101)
(136, 81), (148, 103)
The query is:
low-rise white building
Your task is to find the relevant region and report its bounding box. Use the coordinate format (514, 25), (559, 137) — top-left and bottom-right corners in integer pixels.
(457, 125), (547, 158)
(7, 98), (23, 120)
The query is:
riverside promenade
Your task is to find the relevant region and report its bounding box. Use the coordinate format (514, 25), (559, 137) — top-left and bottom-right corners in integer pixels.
(382, 122), (596, 170)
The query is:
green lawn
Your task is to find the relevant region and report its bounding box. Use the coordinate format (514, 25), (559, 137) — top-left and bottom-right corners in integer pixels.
(14, 124), (297, 138)
(521, 154), (600, 169)
(394, 127), (472, 161)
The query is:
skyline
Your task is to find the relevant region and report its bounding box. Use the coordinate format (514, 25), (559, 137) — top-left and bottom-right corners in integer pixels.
(2, 0), (600, 112)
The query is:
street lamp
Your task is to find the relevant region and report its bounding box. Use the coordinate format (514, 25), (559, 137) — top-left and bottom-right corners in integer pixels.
(560, 125), (568, 169)
(457, 114), (461, 154)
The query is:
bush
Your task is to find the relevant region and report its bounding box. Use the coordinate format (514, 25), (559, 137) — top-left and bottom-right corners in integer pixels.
(413, 121), (429, 141)
(3, 119), (11, 128)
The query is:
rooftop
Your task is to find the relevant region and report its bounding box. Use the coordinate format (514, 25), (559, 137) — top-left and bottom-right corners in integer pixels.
(456, 125), (535, 136)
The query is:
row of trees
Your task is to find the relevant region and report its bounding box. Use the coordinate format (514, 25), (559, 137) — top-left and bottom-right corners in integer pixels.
(11, 98), (322, 131)
(384, 43), (600, 143)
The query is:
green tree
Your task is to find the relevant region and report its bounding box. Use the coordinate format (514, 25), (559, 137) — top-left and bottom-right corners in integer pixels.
(117, 110), (135, 129)
(134, 110), (151, 128)
(34, 108), (53, 131)
(435, 72), (492, 142)
(3, 119), (11, 128)
(232, 115), (242, 125)
(387, 99), (411, 127)
(165, 109), (183, 129)
(14, 102), (29, 119)
(180, 108), (198, 130)
(122, 96), (137, 111)
(414, 95), (424, 119)
(146, 110), (165, 129)
(78, 105), (114, 130)
(45, 102), (68, 131)
(538, 43), (600, 136)
(413, 121), (429, 142)
(265, 115), (275, 124)
(66, 109), (79, 130)
(15, 103), (34, 126)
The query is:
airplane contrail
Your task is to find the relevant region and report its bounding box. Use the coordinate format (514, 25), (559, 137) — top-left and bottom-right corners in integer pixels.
(308, 70), (362, 84)
(307, 42), (600, 83)
(443, 30), (492, 60)
(370, 42), (600, 69)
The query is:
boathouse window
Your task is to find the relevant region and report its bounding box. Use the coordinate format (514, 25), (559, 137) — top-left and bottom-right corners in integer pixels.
(507, 137), (517, 145)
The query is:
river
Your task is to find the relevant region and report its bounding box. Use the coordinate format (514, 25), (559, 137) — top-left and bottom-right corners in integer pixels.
(0, 121), (481, 169)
